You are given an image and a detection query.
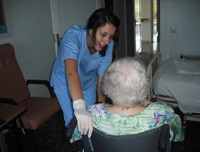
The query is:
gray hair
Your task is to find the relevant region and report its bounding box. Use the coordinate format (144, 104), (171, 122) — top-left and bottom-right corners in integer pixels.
(101, 57), (148, 108)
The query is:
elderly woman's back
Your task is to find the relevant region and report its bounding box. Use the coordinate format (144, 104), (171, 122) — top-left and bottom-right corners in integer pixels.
(87, 102), (183, 142)
(71, 57), (184, 143)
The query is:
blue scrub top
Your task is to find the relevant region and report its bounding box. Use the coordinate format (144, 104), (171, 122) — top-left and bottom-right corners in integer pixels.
(50, 25), (114, 126)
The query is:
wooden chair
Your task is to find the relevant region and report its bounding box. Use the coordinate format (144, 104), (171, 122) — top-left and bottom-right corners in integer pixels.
(0, 43), (61, 131)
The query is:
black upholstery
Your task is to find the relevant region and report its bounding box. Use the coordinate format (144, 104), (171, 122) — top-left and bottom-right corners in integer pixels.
(66, 117), (171, 152)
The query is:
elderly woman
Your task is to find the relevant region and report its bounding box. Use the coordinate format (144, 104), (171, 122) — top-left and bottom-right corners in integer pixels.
(71, 57), (184, 143)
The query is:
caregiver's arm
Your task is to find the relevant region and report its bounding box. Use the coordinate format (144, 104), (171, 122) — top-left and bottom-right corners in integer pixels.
(65, 59), (83, 100)
(65, 59), (93, 137)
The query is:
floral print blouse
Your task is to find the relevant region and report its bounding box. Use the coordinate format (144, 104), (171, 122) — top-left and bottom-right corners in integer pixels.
(71, 102), (184, 143)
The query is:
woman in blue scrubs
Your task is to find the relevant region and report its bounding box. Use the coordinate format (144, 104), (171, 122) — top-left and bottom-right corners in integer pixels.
(50, 8), (120, 137)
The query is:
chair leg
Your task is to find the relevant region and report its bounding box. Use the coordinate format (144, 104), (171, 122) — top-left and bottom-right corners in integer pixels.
(0, 131), (8, 152)
(17, 118), (33, 152)
(10, 121), (25, 152)
(18, 118), (26, 135)
(9, 119), (32, 152)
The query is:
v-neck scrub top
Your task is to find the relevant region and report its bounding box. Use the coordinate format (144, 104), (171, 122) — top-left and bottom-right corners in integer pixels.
(50, 25), (114, 126)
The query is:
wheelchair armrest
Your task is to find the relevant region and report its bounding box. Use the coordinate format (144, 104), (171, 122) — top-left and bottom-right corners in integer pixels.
(0, 98), (18, 105)
(65, 116), (77, 139)
(159, 124), (170, 152)
(65, 117), (93, 152)
(26, 79), (55, 97)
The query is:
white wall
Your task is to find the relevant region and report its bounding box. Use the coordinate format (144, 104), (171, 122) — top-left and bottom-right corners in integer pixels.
(0, 0), (97, 96)
(50, 0), (97, 55)
(0, 0), (55, 97)
(57, 0), (96, 37)
(160, 0), (200, 61)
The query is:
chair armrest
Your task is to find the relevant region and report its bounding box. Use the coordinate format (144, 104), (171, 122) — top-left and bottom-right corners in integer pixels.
(65, 116), (77, 139)
(0, 98), (18, 105)
(65, 117), (92, 151)
(26, 79), (55, 97)
(159, 124), (170, 152)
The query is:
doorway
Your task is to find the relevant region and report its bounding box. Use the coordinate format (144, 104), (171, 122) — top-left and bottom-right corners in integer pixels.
(134, 0), (142, 55)
(152, 0), (159, 53)
(134, 0), (159, 57)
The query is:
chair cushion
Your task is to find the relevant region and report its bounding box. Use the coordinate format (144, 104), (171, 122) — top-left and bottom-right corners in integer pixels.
(19, 97), (60, 130)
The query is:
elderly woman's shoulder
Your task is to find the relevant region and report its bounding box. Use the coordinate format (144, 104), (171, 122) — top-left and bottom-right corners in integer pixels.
(148, 102), (174, 112)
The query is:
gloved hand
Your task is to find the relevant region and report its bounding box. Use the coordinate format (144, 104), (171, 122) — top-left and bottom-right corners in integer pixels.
(73, 99), (93, 137)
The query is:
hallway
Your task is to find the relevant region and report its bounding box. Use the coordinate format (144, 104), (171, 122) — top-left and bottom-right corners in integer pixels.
(136, 23), (159, 65)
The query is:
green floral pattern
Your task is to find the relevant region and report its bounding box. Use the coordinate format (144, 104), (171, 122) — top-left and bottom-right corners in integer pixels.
(71, 102), (184, 142)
